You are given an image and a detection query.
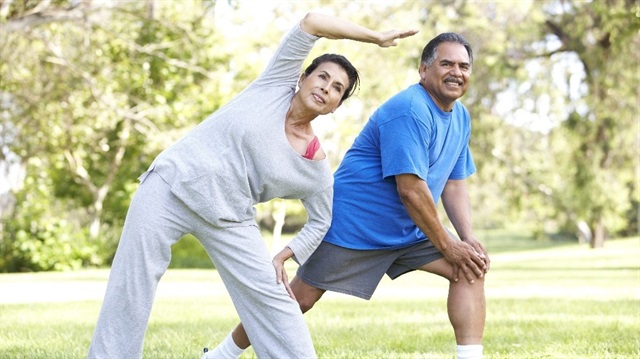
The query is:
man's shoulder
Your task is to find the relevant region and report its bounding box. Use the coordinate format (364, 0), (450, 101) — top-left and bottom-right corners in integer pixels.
(452, 98), (469, 110)
(452, 100), (471, 117)
(378, 84), (428, 113)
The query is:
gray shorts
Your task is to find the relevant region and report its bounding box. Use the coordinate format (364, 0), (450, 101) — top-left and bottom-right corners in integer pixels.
(296, 240), (443, 300)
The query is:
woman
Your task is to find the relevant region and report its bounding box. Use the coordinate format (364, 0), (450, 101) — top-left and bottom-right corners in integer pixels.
(88, 12), (417, 359)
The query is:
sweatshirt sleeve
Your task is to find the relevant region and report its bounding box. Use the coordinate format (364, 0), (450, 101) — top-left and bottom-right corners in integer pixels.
(253, 23), (320, 88)
(286, 185), (333, 265)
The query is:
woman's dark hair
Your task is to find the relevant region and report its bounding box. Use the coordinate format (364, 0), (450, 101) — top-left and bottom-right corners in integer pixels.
(304, 53), (360, 103)
(421, 32), (473, 66)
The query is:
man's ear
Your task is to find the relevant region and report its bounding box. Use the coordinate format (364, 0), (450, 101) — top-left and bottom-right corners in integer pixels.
(418, 63), (428, 82)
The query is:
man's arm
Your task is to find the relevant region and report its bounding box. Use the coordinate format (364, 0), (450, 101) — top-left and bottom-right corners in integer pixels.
(396, 174), (486, 283)
(442, 179), (490, 272)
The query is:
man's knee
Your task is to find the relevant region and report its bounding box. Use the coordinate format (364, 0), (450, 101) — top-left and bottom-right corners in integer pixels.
(450, 276), (485, 295)
(295, 287), (324, 313)
(291, 278), (324, 313)
(297, 296), (317, 313)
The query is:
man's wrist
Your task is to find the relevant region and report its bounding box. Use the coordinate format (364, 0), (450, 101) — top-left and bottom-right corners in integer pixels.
(459, 234), (476, 242)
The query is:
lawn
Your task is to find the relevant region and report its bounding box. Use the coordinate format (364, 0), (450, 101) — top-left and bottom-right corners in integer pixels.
(0, 234), (638, 358)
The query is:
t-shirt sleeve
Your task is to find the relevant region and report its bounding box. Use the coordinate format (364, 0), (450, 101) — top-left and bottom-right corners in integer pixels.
(449, 146), (476, 180)
(449, 107), (476, 180)
(379, 115), (430, 181)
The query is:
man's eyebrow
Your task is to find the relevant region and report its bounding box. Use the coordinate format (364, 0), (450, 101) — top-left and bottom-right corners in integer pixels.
(440, 59), (471, 67)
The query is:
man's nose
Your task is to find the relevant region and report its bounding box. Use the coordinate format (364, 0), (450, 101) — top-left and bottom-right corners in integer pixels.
(450, 64), (463, 76)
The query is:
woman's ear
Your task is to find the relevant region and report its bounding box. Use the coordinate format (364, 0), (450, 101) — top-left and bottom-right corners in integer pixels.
(298, 73), (307, 87)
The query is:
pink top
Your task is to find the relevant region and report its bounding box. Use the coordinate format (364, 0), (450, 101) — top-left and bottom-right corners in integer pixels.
(303, 136), (320, 160)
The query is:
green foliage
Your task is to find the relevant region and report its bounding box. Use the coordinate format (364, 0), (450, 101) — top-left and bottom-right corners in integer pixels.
(0, 159), (106, 272)
(539, 0), (639, 242)
(1, 0), (247, 271)
(1, 0), (637, 271)
(169, 235), (214, 269)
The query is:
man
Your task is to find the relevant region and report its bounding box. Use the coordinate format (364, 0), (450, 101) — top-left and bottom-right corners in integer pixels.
(205, 32), (489, 359)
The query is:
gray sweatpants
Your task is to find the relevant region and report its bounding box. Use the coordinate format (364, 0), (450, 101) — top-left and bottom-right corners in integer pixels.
(87, 171), (316, 359)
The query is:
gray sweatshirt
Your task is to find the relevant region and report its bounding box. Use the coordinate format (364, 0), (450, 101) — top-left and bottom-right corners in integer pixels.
(148, 24), (333, 265)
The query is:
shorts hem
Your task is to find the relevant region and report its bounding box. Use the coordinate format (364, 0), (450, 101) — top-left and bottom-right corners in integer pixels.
(387, 251), (444, 279)
(387, 267), (416, 280)
(299, 275), (373, 300)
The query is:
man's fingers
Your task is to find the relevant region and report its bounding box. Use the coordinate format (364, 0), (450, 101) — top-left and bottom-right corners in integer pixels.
(475, 247), (490, 273)
(452, 263), (460, 282)
(462, 264), (476, 284)
(483, 251), (491, 272)
(472, 253), (487, 272)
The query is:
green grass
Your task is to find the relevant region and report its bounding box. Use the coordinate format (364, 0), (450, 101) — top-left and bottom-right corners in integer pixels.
(0, 235), (638, 358)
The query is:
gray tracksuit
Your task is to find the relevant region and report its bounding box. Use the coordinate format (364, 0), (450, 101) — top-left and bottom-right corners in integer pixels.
(88, 24), (331, 359)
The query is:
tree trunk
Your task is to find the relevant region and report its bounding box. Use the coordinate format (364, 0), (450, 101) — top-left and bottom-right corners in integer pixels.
(576, 220), (592, 244)
(89, 190), (106, 240)
(89, 214), (101, 240)
(271, 203), (286, 255)
(590, 217), (606, 248)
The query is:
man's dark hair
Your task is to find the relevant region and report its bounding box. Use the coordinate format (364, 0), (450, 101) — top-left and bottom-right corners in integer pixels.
(304, 53), (360, 103)
(420, 32), (473, 66)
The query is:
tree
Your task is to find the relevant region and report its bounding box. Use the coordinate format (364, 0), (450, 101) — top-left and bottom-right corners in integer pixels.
(539, 0), (639, 246)
(2, 0), (636, 271)
(0, 0), (246, 270)
(426, 0), (639, 244)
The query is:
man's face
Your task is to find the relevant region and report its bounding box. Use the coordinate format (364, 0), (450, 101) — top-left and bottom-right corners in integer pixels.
(419, 42), (471, 112)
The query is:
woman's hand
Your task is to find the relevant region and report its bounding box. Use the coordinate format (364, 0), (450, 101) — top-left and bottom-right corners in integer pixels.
(376, 29), (419, 48)
(272, 247), (296, 300)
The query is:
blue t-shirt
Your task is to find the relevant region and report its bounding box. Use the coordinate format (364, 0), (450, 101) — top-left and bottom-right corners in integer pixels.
(323, 83), (476, 250)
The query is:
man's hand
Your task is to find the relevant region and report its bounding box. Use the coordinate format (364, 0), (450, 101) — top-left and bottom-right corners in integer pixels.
(441, 240), (487, 284)
(464, 237), (490, 273)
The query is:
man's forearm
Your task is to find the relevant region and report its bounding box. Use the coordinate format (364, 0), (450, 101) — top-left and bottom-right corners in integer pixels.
(442, 179), (475, 241)
(396, 174), (453, 251)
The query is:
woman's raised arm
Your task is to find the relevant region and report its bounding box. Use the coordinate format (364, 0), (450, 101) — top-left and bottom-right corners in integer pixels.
(299, 12), (418, 48)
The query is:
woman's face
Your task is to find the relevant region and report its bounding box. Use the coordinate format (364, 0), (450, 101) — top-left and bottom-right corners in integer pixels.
(297, 62), (350, 115)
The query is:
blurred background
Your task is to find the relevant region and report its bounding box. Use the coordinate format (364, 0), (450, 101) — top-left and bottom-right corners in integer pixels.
(0, 0), (638, 272)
